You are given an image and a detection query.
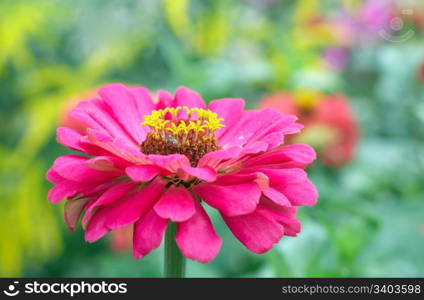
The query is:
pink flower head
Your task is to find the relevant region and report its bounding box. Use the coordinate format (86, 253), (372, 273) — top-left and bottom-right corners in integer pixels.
(323, 47), (349, 71)
(360, 0), (396, 33)
(47, 84), (318, 263)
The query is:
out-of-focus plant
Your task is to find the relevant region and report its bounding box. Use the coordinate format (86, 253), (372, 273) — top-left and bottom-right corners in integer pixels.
(259, 90), (359, 167)
(319, 0), (424, 70)
(162, 0), (342, 91)
(265, 0), (342, 89)
(0, 1), (56, 69)
(0, 0), (66, 276)
(0, 0), (157, 275)
(163, 0), (232, 56)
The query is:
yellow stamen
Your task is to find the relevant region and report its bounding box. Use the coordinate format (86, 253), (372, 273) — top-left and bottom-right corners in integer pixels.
(140, 106), (224, 166)
(141, 106), (225, 135)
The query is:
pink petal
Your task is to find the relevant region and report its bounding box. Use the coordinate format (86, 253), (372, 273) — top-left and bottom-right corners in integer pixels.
(208, 98), (245, 138)
(244, 144), (316, 169)
(222, 207), (285, 254)
(56, 127), (86, 152)
(82, 181), (137, 226)
(46, 168), (65, 184)
(242, 168), (317, 206)
(244, 169), (314, 203)
(258, 168), (307, 186)
(85, 179), (165, 242)
(194, 182), (261, 216)
(257, 132), (285, 150)
(174, 86), (206, 109)
(129, 86), (156, 120)
(264, 208), (301, 236)
(180, 166), (217, 182)
(176, 201), (222, 263)
(156, 90), (174, 109)
(133, 210), (168, 259)
(70, 98), (137, 147)
(86, 128), (147, 163)
(212, 172), (269, 189)
(86, 156), (128, 172)
(262, 187), (292, 207)
(147, 154), (191, 173)
(281, 122), (303, 135)
(99, 84), (152, 143)
(53, 155), (120, 182)
(126, 165), (161, 182)
(48, 180), (97, 204)
(259, 199), (301, 236)
(154, 186), (196, 222)
(280, 220), (300, 236)
(246, 110), (299, 147)
(217, 110), (256, 147)
(64, 197), (91, 231)
(197, 146), (242, 169)
(218, 108), (299, 150)
(86, 127), (113, 143)
(241, 141), (268, 155)
(279, 178), (318, 206)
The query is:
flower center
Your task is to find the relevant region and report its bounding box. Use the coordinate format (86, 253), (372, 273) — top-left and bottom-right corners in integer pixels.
(294, 90), (322, 112)
(140, 106), (224, 166)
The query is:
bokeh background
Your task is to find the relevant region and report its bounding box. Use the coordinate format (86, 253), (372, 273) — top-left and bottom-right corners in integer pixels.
(1, 0), (424, 277)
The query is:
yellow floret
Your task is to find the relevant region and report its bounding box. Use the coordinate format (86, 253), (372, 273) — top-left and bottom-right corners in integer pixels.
(141, 106), (224, 135)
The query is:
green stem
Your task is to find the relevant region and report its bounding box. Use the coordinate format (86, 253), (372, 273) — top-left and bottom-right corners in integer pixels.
(164, 222), (186, 278)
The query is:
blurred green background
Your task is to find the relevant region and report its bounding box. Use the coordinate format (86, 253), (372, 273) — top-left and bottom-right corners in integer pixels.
(1, 0), (423, 277)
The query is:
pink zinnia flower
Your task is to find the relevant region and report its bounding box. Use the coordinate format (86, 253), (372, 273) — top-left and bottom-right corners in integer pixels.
(359, 0), (396, 33)
(47, 84), (317, 263)
(323, 47), (349, 71)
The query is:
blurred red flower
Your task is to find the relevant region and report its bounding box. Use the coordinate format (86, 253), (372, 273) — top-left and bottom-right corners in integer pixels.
(260, 91), (360, 167)
(109, 226), (133, 253)
(60, 90), (97, 133)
